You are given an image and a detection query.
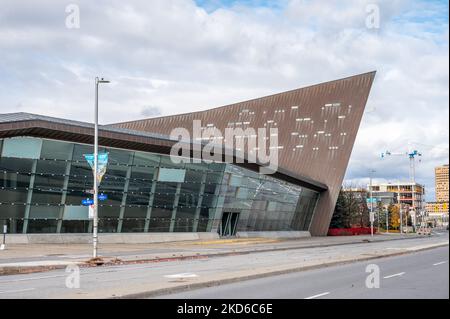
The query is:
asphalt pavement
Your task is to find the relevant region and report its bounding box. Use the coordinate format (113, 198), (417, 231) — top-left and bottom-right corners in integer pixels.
(0, 233), (447, 299)
(159, 245), (449, 299)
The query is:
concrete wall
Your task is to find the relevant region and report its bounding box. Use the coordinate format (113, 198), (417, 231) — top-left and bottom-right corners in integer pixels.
(4, 232), (220, 244)
(236, 231), (311, 239)
(4, 231), (310, 244)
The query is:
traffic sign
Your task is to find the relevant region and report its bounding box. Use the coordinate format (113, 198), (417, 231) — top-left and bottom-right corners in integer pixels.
(82, 198), (94, 206)
(98, 193), (108, 201)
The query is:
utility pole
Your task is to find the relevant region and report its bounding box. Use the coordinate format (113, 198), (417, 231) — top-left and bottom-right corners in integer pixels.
(385, 207), (389, 233)
(398, 187), (403, 234)
(93, 77), (110, 259)
(369, 169), (376, 237)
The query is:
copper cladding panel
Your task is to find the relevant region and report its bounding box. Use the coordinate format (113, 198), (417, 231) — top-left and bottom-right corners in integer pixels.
(112, 72), (376, 235)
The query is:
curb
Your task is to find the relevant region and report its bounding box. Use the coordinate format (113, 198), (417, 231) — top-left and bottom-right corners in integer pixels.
(114, 242), (449, 299)
(0, 264), (68, 276)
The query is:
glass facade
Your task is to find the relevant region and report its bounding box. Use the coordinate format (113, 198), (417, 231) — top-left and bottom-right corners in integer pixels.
(0, 137), (319, 234)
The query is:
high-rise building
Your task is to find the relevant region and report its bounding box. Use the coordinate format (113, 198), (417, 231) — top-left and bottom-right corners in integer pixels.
(368, 182), (425, 212)
(435, 164), (449, 202)
(426, 164), (449, 226)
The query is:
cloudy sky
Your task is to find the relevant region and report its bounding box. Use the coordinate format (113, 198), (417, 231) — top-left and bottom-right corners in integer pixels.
(0, 0), (448, 200)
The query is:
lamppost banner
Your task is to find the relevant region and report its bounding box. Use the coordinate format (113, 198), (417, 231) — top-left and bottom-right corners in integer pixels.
(84, 152), (109, 184)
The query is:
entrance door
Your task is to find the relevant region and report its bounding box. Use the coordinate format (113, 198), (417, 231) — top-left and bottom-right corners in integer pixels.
(219, 212), (240, 237)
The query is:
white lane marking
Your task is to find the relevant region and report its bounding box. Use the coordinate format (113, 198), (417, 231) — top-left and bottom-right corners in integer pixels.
(0, 288), (35, 295)
(304, 292), (330, 299)
(433, 261), (448, 266)
(383, 272), (405, 279)
(164, 272), (198, 279)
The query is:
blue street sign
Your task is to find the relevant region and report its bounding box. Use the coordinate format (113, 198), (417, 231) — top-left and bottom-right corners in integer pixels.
(366, 198), (377, 203)
(81, 198), (94, 206)
(98, 193), (108, 201)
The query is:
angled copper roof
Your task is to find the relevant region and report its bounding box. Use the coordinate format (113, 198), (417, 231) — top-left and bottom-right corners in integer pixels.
(111, 71), (376, 235)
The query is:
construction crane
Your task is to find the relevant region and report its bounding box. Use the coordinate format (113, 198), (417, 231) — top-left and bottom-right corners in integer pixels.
(381, 148), (422, 183)
(380, 144), (423, 233)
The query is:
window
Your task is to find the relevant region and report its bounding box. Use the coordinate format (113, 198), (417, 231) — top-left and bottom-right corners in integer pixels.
(158, 168), (186, 183)
(1, 137), (42, 159)
(41, 140), (73, 160)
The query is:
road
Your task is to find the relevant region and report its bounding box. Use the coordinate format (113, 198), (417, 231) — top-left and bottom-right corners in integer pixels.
(160, 245), (449, 299)
(0, 233), (447, 299)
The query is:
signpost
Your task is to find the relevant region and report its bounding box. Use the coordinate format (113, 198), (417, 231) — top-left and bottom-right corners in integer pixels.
(369, 211), (375, 237)
(82, 198), (94, 206)
(367, 198), (377, 236)
(82, 194), (107, 221)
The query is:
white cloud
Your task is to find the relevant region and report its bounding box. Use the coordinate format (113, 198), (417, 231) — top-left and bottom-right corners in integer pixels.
(0, 0), (448, 200)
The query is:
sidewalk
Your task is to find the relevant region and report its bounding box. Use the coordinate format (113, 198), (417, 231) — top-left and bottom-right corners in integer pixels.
(0, 233), (429, 275)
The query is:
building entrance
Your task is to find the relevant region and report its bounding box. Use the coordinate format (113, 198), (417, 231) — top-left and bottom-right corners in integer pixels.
(218, 212), (239, 237)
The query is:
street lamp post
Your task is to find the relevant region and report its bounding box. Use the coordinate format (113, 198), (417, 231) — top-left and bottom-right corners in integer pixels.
(93, 77), (110, 259)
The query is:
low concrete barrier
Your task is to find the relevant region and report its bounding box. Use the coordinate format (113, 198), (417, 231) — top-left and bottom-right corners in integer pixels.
(236, 231), (311, 239)
(3, 231), (310, 244)
(4, 233), (221, 244)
